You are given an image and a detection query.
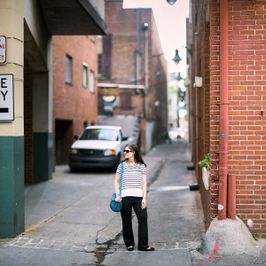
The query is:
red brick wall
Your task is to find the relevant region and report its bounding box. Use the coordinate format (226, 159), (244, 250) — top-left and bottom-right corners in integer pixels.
(208, 0), (266, 237)
(104, 0), (168, 145)
(52, 36), (98, 164)
(52, 35), (98, 135)
(197, 18), (211, 225)
(228, 0), (266, 238)
(209, 0), (220, 223)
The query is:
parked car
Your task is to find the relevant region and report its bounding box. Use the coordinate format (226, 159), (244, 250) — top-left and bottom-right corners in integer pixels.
(69, 125), (128, 172)
(168, 127), (187, 140)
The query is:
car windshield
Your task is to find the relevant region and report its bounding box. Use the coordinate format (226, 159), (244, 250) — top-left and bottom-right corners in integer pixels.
(79, 128), (120, 141)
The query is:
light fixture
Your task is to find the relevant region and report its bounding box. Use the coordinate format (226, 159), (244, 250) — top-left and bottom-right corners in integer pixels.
(154, 100), (160, 107)
(166, 0), (177, 5)
(142, 22), (149, 31)
(172, 49), (181, 65)
(176, 72), (182, 81)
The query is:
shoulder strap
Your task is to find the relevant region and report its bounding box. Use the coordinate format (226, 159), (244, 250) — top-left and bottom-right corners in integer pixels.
(119, 162), (124, 195)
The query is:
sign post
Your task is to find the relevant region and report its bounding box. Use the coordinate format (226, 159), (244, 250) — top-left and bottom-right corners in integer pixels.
(0, 74), (14, 121)
(0, 36), (7, 64)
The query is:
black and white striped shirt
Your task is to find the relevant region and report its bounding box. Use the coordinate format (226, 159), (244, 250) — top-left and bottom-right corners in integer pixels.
(116, 162), (147, 197)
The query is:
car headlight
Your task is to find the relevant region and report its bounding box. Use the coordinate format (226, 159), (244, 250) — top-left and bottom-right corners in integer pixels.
(71, 149), (78, 154)
(104, 149), (116, 156)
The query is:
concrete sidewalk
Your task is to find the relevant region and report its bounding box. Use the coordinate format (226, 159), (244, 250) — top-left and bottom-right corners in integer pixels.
(103, 140), (204, 266)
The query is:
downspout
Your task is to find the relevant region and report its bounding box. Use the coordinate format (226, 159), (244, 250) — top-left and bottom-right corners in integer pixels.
(135, 9), (141, 85)
(218, 0), (229, 220)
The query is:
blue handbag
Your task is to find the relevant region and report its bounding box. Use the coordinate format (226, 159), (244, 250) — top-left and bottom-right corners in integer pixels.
(110, 162), (124, 212)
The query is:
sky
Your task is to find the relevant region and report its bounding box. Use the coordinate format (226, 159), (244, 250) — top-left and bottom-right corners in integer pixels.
(123, 0), (189, 75)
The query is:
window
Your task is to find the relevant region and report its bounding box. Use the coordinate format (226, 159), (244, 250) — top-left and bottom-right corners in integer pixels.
(89, 71), (95, 94)
(83, 120), (88, 128)
(65, 55), (73, 84)
(98, 54), (103, 77)
(82, 64), (88, 88)
(80, 128), (119, 141)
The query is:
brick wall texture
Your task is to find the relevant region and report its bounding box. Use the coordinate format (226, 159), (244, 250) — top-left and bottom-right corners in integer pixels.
(192, 0), (266, 238)
(52, 36), (98, 163)
(103, 0), (168, 146)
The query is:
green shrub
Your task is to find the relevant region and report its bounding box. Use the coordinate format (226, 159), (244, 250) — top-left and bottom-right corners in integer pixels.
(198, 153), (210, 171)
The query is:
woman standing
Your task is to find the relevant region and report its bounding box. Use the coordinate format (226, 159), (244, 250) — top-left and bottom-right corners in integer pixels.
(114, 144), (154, 251)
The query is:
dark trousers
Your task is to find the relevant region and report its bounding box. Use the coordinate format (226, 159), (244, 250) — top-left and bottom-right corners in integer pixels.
(121, 196), (148, 249)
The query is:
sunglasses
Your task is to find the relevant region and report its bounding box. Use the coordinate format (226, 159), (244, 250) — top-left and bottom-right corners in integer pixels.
(124, 149), (132, 153)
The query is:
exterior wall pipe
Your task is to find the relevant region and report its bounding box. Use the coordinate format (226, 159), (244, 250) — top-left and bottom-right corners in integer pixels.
(218, 0), (229, 220)
(227, 174), (236, 219)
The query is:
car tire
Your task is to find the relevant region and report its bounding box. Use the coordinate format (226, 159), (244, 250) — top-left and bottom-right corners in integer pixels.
(111, 154), (121, 172)
(69, 166), (78, 173)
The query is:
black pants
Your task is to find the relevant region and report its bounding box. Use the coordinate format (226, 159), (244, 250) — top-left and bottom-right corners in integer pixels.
(121, 196), (148, 249)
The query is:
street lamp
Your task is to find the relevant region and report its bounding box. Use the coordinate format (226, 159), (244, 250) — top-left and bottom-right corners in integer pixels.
(176, 72), (182, 81)
(166, 0), (177, 5)
(172, 49), (181, 65)
(142, 22), (149, 31)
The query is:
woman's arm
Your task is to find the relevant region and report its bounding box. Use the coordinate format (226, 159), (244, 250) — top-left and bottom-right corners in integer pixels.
(114, 172), (121, 202)
(142, 174), (147, 209)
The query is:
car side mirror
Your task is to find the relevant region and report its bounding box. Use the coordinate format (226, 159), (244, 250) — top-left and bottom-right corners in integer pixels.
(73, 135), (78, 141)
(122, 136), (128, 141)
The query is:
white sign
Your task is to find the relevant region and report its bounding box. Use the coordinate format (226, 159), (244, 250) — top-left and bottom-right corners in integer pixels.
(0, 36), (7, 64)
(0, 74), (14, 121)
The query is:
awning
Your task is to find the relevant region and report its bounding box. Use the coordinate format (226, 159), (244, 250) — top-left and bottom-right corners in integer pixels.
(40, 0), (107, 35)
(98, 83), (145, 90)
(98, 87), (120, 96)
(98, 83), (145, 96)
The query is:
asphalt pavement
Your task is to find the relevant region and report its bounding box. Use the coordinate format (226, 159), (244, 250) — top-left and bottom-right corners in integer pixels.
(0, 140), (265, 266)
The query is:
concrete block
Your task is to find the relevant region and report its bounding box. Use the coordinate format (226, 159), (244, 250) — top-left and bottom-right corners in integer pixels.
(203, 217), (260, 256)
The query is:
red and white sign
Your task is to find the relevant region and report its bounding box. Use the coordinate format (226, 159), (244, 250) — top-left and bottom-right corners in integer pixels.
(0, 36), (7, 64)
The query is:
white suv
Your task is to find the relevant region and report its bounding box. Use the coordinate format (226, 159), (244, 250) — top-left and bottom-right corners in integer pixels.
(69, 125), (128, 172)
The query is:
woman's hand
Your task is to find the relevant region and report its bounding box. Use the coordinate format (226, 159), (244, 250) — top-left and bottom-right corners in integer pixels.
(115, 195), (122, 202)
(141, 198), (147, 209)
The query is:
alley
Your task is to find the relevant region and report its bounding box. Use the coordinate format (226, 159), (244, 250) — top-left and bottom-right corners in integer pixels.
(0, 140), (205, 266)
(103, 140), (205, 266)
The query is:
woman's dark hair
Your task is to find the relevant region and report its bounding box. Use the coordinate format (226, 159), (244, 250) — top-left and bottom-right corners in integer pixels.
(125, 144), (146, 166)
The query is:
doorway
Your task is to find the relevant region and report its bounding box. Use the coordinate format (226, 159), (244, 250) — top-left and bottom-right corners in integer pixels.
(55, 119), (73, 164)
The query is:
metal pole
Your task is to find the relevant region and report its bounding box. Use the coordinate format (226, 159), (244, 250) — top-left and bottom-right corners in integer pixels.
(144, 26), (149, 118)
(227, 174), (236, 219)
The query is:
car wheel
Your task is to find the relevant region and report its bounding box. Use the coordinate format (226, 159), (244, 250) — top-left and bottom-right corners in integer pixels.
(111, 154), (121, 172)
(69, 166), (78, 172)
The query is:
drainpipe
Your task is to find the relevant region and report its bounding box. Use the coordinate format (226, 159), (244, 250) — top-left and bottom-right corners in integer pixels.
(218, 0), (229, 220)
(228, 174), (236, 219)
(135, 9), (141, 86)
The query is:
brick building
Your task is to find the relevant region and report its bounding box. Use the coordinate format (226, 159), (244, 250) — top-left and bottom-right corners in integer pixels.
(52, 36), (98, 165)
(98, 0), (168, 152)
(188, 0), (266, 238)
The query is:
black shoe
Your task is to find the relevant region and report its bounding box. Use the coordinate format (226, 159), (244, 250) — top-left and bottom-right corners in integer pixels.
(127, 246), (134, 251)
(138, 246), (155, 251)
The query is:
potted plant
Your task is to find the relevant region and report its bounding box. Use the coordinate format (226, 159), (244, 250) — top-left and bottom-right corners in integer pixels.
(198, 153), (210, 190)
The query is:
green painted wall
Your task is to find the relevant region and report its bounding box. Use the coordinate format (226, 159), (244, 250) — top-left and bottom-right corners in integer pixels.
(33, 132), (53, 182)
(0, 137), (24, 237)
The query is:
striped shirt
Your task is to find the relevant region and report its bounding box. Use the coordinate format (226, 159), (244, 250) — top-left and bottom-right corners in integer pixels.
(116, 162), (147, 198)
